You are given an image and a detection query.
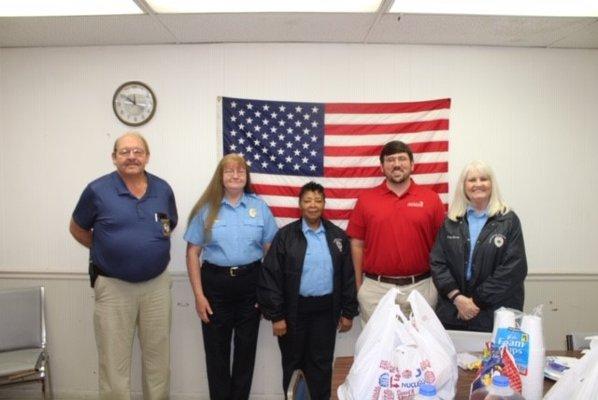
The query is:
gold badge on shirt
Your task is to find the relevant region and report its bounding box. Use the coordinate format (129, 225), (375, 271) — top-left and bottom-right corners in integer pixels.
(248, 208), (257, 218)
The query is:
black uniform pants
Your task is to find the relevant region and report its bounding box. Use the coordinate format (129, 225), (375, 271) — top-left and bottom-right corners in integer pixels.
(278, 294), (336, 400)
(201, 263), (260, 400)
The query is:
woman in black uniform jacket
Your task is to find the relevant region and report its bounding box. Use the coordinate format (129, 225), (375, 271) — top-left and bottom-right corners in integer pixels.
(431, 160), (527, 332)
(257, 181), (358, 399)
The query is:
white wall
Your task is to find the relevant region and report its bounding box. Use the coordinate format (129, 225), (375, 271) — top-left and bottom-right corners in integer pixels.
(1, 43), (598, 398)
(0, 43), (597, 274)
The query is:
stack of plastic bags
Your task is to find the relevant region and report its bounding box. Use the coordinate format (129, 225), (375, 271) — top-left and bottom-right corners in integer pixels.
(337, 288), (458, 400)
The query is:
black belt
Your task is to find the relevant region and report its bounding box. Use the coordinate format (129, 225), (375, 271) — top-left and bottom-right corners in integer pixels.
(364, 271), (431, 286)
(203, 260), (260, 277)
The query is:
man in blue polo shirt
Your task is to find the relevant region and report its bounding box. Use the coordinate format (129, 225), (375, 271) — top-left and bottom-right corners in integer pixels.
(69, 132), (177, 400)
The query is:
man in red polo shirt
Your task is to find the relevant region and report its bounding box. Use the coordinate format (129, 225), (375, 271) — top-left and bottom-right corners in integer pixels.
(347, 140), (445, 323)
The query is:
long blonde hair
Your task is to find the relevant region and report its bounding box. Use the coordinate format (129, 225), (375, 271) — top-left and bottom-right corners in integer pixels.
(187, 154), (253, 240)
(448, 160), (510, 221)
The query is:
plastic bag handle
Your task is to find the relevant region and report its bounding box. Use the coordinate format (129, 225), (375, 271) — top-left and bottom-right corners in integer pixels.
(395, 305), (409, 324)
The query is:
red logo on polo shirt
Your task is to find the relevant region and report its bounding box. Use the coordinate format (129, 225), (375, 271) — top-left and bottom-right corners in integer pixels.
(406, 201), (424, 208)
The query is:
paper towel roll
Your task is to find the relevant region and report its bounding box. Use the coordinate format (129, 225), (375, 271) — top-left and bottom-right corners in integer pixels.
(492, 308), (516, 343)
(521, 314), (545, 400)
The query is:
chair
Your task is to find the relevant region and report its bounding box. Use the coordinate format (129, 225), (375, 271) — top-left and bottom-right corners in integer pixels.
(447, 329), (492, 352)
(286, 369), (311, 400)
(0, 287), (52, 399)
(566, 332), (598, 351)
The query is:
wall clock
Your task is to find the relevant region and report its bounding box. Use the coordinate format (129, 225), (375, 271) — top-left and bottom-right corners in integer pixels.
(112, 81), (156, 126)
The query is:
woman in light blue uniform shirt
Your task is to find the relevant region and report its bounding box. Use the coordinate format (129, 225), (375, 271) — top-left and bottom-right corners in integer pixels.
(185, 153), (277, 400)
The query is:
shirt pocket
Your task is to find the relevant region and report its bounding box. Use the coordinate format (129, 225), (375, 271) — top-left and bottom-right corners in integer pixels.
(153, 212), (172, 240)
(242, 217), (265, 245)
(209, 219), (228, 244)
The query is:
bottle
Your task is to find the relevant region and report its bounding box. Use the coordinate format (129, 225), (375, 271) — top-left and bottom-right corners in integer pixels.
(469, 376), (525, 400)
(415, 384), (440, 399)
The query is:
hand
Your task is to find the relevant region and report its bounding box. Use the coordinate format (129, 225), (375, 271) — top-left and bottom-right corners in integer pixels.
(195, 294), (213, 323)
(272, 319), (287, 337)
(454, 295), (480, 321)
(338, 316), (353, 333)
(356, 275), (363, 291)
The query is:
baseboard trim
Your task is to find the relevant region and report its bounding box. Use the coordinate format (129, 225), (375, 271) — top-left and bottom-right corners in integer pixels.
(1, 270), (597, 282)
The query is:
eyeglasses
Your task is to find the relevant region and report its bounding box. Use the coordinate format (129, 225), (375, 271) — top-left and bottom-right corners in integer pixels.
(116, 147), (146, 157)
(223, 168), (246, 175)
(383, 155), (411, 163)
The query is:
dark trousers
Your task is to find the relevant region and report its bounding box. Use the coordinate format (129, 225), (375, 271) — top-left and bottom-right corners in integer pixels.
(201, 264), (260, 400)
(278, 294), (336, 400)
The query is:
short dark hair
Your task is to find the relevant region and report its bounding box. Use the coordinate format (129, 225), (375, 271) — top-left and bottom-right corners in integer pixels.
(379, 140), (413, 163)
(299, 181), (325, 201)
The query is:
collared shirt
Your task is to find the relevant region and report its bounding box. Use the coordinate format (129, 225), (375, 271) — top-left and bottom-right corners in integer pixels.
(299, 219), (334, 296)
(72, 171), (178, 282)
(466, 206), (489, 281)
(184, 193), (277, 266)
(346, 180), (445, 276)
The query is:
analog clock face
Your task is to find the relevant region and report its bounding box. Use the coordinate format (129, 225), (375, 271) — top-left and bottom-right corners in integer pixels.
(112, 81), (156, 126)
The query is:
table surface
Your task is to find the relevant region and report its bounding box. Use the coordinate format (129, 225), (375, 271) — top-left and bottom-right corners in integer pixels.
(331, 350), (578, 400)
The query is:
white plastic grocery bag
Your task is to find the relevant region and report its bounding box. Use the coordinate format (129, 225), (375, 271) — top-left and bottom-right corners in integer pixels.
(338, 288), (458, 400)
(544, 336), (598, 400)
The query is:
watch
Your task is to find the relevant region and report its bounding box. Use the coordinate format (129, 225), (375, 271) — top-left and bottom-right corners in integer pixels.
(112, 81), (156, 126)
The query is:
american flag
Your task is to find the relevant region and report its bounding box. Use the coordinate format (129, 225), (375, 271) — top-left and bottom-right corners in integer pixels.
(219, 96), (450, 229)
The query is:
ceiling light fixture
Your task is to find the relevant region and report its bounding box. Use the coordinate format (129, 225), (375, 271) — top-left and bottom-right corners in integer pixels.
(0, 0), (143, 17)
(146, 0), (383, 13)
(389, 0), (598, 17)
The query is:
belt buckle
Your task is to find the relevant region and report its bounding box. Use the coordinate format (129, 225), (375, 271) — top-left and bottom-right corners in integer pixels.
(229, 267), (238, 277)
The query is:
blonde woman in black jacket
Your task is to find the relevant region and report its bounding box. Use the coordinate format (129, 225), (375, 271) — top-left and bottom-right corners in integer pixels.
(430, 160), (527, 332)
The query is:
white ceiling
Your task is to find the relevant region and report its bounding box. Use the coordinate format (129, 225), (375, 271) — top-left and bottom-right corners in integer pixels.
(1, 9), (597, 48)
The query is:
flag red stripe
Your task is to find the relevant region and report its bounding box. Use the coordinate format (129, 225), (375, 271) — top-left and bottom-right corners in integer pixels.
(322, 167), (380, 178)
(324, 141), (449, 156)
(325, 99), (451, 114)
(325, 120), (449, 135)
(250, 184), (299, 198)
(252, 182), (448, 199)
(272, 206), (352, 221)
(413, 162), (449, 174)
(323, 162), (448, 178)
(273, 205), (446, 220)
(271, 207), (301, 219)
(324, 183), (448, 197)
